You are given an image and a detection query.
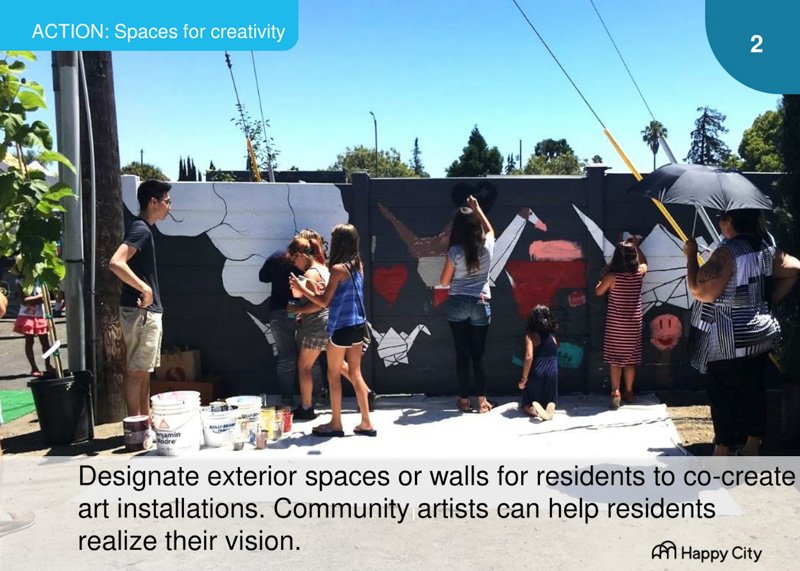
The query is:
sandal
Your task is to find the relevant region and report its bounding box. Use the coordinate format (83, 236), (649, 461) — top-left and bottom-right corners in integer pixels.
(610, 390), (621, 410)
(457, 398), (473, 413)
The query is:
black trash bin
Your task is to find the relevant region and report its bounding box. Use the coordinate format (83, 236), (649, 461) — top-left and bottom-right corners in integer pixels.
(28, 370), (95, 445)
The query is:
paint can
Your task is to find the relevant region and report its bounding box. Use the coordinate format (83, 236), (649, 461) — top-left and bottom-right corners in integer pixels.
(200, 406), (238, 448)
(281, 406), (293, 433)
(433, 284), (450, 307)
(260, 407), (276, 440)
(226, 396), (262, 445)
(122, 415), (150, 452)
(150, 391), (202, 456)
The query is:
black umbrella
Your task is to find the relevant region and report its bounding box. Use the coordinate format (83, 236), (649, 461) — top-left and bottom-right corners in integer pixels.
(627, 163), (773, 212)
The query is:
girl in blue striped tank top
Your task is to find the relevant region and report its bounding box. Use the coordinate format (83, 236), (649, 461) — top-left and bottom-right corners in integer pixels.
(290, 224), (376, 438)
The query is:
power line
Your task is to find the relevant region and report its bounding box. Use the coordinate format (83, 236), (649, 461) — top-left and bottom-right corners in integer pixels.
(510, 0), (606, 130)
(588, 0), (656, 121)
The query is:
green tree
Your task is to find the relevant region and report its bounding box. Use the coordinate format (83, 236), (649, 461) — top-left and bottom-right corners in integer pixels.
(232, 103), (279, 179)
(0, 51), (74, 290)
(591, 155), (603, 164)
(330, 145), (415, 181)
(641, 120), (668, 170)
(522, 137), (582, 175)
(686, 107), (731, 165)
(534, 138), (573, 160)
(446, 126), (503, 177)
(121, 161), (168, 181)
(739, 109), (784, 172)
(409, 137), (428, 177)
(774, 96), (800, 378)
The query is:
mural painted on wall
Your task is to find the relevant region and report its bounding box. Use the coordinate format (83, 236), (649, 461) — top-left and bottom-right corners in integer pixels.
(378, 203), (548, 292)
(368, 323), (431, 367)
(649, 312), (684, 385)
(121, 176), (349, 306)
(372, 264), (409, 306)
(571, 204), (708, 315)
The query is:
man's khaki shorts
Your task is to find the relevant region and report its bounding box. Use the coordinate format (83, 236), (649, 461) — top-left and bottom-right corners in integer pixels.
(119, 307), (163, 372)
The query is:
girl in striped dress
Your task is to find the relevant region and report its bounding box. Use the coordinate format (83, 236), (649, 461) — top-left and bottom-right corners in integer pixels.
(595, 237), (648, 409)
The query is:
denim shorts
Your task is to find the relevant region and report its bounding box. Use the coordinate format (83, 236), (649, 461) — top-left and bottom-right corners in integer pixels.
(446, 295), (491, 325)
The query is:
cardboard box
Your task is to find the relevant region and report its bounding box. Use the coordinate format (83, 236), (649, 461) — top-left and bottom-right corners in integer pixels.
(151, 378), (220, 405)
(155, 349), (201, 381)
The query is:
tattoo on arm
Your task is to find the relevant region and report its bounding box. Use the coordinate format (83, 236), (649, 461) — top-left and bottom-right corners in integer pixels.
(697, 249), (730, 284)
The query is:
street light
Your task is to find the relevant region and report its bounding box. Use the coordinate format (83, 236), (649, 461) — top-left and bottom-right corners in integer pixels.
(369, 111), (378, 177)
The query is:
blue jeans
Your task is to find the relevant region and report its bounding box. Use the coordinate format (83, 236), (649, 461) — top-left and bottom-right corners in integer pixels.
(446, 295), (491, 397)
(269, 309), (298, 402)
(446, 295), (491, 325)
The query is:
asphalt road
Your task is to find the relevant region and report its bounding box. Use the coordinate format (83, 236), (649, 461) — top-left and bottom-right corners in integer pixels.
(0, 317), (69, 390)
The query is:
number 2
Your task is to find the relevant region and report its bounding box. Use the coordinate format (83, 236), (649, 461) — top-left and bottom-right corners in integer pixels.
(751, 34), (763, 53)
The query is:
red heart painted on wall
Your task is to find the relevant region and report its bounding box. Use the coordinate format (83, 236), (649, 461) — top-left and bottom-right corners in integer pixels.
(373, 265), (409, 305)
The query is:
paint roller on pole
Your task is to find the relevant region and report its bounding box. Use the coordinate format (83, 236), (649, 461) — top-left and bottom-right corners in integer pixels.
(602, 128), (704, 266)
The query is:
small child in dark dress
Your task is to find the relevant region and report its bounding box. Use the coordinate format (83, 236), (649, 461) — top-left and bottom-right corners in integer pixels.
(519, 305), (559, 421)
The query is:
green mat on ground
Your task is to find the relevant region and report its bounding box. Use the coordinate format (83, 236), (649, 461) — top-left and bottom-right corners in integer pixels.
(0, 390), (36, 424)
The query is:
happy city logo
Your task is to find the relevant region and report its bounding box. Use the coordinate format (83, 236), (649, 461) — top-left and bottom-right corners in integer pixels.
(651, 540), (763, 563)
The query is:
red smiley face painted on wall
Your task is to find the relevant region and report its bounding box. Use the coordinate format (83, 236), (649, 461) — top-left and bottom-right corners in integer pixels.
(649, 314), (683, 351)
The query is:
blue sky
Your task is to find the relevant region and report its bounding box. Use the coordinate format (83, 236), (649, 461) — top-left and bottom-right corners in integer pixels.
(19, 0), (780, 178)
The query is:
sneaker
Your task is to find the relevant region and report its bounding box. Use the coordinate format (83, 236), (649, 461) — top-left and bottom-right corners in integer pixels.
(610, 391), (621, 410)
(292, 406), (317, 421)
(367, 390), (376, 412)
(0, 512), (35, 537)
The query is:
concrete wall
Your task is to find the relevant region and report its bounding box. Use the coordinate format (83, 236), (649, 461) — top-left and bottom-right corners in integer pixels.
(121, 169), (781, 397)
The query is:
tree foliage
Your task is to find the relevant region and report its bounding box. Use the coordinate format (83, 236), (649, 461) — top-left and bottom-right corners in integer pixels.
(738, 109), (784, 172)
(686, 107), (731, 165)
(522, 138), (582, 175)
(0, 51), (75, 290)
(641, 120), (668, 170)
(409, 137), (428, 177)
(121, 161), (168, 181)
(232, 103), (279, 179)
(330, 145), (415, 181)
(446, 126), (503, 177)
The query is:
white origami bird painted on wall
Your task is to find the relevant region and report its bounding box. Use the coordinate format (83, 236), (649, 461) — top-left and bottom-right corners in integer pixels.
(368, 323), (431, 367)
(572, 205), (708, 314)
(246, 312), (277, 356)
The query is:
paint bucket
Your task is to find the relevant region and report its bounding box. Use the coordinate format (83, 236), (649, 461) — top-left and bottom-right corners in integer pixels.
(226, 396), (262, 445)
(151, 391), (202, 456)
(200, 406), (238, 448)
(433, 284), (450, 307)
(122, 415), (150, 452)
(260, 407), (276, 440)
(281, 406), (293, 433)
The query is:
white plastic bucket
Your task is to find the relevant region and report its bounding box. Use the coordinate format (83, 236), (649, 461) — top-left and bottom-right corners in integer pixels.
(226, 396), (262, 445)
(151, 391), (201, 456)
(201, 407), (237, 447)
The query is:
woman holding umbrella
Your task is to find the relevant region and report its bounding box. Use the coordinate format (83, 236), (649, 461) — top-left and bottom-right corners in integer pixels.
(684, 209), (800, 456)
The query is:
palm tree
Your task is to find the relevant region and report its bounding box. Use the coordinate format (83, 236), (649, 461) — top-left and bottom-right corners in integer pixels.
(642, 120), (668, 171)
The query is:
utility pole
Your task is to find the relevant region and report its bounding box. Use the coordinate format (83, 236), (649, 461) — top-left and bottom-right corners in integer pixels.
(52, 52), (86, 374)
(369, 111), (378, 177)
(78, 52), (128, 423)
(140, 148), (144, 165)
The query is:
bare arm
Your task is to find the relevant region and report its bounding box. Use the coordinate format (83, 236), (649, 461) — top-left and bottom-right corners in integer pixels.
(290, 264), (348, 309)
(595, 273), (615, 296)
(519, 334), (536, 389)
(629, 235), (648, 273)
(439, 258), (455, 286)
(772, 250), (800, 304)
(467, 195), (494, 240)
(109, 243), (153, 307)
(685, 240), (732, 302)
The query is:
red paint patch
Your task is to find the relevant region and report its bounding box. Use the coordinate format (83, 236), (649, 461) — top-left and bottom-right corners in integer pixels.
(568, 290), (586, 307)
(506, 260), (587, 318)
(373, 265), (409, 305)
(649, 314), (683, 351)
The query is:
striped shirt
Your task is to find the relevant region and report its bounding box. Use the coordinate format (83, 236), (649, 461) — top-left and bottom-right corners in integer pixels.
(448, 235), (495, 299)
(690, 236), (780, 373)
(327, 265), (366, 336)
